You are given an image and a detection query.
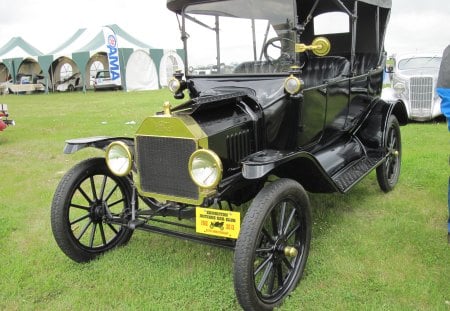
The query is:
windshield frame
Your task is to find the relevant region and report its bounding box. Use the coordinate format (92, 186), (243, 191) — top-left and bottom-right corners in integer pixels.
(179, 0), (298, 76)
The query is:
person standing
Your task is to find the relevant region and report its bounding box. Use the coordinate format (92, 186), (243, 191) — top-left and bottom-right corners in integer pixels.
(436, 45), (450, 242)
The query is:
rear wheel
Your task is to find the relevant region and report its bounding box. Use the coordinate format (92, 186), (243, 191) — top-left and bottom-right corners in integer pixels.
(234, 179), (311, 311)
(51, 157), (134, 262)
(376, 115), (401, 192)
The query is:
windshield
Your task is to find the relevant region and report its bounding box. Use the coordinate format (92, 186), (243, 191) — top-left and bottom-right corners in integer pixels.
(183, 0), (296, 75)
(398, 57), (442, 71)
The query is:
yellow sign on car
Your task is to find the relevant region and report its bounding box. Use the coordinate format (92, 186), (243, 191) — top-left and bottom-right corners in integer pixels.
(195, 207), (240, 239)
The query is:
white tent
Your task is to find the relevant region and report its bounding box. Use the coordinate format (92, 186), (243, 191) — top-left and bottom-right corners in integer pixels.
(159, 49), (185, 87)
(0, 37), (43, 83)
(47, 24), (162, 91)
(126, 50), (159, 91)
(0, 25), (185, 91)
(0, 37), (42, 60)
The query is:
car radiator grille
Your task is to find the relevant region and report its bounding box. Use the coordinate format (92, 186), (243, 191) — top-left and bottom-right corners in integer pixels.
(136, 136), (199, 200)
(409, 76), (433, 114)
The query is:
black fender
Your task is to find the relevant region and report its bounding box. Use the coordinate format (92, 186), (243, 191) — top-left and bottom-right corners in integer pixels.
(241, 99), (408, 193)
(63, 136), (134, 154)
(241, 149), (339, 193)
(384, 99), (408, 126)
(380, 99), (407, 149)
(355, 98), (407, 150)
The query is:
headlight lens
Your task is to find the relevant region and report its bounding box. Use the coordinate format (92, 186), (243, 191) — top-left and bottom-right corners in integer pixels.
(105, 141), (132, 176)
(284, 75), (302, 95)
(189, 149), (222, 189)
(394, 82), (406, 94)
(168, 78), (181, 93)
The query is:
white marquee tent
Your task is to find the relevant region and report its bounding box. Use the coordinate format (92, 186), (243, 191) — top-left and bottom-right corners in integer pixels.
(0, 37), (43, 83)
(0, 25), (184, 92)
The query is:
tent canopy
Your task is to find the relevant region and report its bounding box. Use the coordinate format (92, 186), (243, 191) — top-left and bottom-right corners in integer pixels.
(50, 24), (154, 58)
(0, 37), (43, 60)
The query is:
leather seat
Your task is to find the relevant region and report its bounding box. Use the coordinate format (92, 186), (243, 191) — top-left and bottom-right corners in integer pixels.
(353, 53), (379, 74)
(302, 56), (350, 88)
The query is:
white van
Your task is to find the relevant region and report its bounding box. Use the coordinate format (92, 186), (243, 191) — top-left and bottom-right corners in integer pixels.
(94, 70), (121, 91)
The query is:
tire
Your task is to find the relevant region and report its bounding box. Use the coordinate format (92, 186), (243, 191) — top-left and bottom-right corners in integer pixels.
(51, 157), (134, 263)
(68, 84), (74, 92)
(234, 179), (312, 311)
(376, 115), (401, 192)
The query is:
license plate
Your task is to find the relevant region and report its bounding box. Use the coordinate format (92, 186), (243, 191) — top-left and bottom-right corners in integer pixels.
(195, 207), (240, 239)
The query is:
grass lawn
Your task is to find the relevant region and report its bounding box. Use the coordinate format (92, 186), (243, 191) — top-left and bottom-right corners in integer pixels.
(0, 90), (449, 310)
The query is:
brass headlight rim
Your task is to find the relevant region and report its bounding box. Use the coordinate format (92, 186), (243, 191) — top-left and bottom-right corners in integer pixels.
(168, 77), (181, 93)
(284, 75), (302, 95)
(188, 149), (223, 189)
(105, 141), (133, 177)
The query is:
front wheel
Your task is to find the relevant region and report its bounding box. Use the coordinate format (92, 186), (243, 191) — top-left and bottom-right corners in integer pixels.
(51, 157), (134, 262)
(234, 179), (312, 311)
(376, 115), (401, 192)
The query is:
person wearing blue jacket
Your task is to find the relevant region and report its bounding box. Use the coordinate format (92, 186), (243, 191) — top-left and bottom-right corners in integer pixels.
(436, 45), (450, 242)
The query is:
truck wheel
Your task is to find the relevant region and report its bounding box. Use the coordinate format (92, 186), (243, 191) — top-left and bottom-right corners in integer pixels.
(234, 179), (311, 311)
(51, 157), (134, 263)
(376, 115), (401, 192)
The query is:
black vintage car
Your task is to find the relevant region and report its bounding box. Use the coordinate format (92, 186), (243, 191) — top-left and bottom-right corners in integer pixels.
(51, 0), (406, 310)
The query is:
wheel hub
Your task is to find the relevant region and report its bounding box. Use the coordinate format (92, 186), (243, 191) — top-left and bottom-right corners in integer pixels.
(284, 246), (298, 257)
(273, 236), (298, 259)
(90, 201), (106, 223)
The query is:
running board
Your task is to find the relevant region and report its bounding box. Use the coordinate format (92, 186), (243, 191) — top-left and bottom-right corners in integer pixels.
(332, 156), (383, 193)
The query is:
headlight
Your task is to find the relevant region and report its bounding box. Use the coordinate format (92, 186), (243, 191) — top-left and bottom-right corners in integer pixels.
(284, 75), (302, 95)
(394, 82), (406, 94)
(105, 141), (132, 176)
(168, 78), (181, 93)
(189, 149), (222, 189)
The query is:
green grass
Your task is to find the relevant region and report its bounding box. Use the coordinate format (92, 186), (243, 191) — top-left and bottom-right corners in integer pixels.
(0, 90), (449, 310)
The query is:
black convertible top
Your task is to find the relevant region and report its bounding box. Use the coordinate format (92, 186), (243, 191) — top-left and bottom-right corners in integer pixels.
(167, 0), (391, 63)
(355, 0), (391, 8)
(167, 0), (392, 13)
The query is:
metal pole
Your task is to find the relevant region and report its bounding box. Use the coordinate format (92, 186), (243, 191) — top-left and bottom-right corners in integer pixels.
(252, 19), (257, 61)
(259, 21), (271, 61)
(215, 16), (221, 73)
(350, 1), (358, 75)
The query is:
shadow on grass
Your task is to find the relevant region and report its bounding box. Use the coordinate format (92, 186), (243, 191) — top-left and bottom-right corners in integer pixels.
(308, 176), (381, 239)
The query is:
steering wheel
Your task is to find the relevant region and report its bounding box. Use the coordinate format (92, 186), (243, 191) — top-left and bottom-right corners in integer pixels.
(263, 37), (306, 69)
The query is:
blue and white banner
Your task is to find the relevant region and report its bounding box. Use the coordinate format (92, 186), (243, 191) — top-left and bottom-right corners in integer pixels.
(103, 26), (122, 86)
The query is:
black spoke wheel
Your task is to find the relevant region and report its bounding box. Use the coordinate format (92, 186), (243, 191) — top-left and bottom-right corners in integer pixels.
(234, 179), (311, 311)
(376, 115), (401, 192)
(51, 157), (134, 262)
